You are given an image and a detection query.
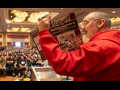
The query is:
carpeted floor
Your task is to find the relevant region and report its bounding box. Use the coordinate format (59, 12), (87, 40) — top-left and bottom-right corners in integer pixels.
(0, 76), (23, 81)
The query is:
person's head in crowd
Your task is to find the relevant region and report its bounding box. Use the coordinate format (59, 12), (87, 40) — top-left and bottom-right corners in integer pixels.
(21, 56), (24, 61)
(26, 53), (29, 57)
(14, 52), (16, 56)
(8, 51), (12, 56)
(37, 55), (41, 59)
(18, 55), (21, 58)
(36, 51), (39, 54)
(1, 55), (5, 60)
(33, 55), (37, 59)
(29, 53), (31, 57)
(17, 53), (20, 55)
(15, 55), (18, 58)
(14, 57), (17, 61)
(23, 55), (26, 60)
(14, 55), (16, 58)
(20, 53), (22, 56)
(6, 55), (10, 60)
(22, 53), (24, 56)
(81, 11), (111, 39)
(34, 55), (37, 58)
(30, 56), (34, 60)
(0, 53), (2, 57)
(12, 56), (15, 60)
(3, 53), (7, 56)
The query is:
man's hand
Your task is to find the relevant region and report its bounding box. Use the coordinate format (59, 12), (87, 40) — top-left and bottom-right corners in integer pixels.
(38, 16), (51, 32)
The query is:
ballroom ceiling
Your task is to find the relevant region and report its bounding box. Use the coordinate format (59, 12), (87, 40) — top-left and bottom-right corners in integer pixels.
(0, 8), (120, 33)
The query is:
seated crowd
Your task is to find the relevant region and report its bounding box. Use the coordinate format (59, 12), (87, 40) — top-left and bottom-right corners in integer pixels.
(0, 46), (50, 79)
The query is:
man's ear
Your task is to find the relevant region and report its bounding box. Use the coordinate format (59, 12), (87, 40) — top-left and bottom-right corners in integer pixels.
(97, 19), (105, 28)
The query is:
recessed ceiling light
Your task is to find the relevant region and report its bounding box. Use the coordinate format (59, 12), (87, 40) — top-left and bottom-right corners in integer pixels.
(112, 11), (115, 13)
(11, 16), (12, 17)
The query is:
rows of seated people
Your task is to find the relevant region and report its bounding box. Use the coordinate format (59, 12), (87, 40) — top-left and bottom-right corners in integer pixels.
(0, 46), (50, 79)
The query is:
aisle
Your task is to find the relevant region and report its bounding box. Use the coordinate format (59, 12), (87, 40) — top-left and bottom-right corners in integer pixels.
(0, 76), (23, 81)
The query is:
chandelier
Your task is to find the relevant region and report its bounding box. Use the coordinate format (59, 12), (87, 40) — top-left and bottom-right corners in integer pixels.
(20, 28), (30, 32)
(9, 27), (30, 32)
(11, 10), (28, 22)
(28, 12), (49, 23)
(10, 27), (20, 32)
(10, 10), (49, 23)
(110, 17), (120, 23)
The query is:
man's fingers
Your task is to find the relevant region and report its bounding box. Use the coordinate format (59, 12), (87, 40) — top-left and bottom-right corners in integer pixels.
(48, 16), (51, 21)
(38, 16), (51, 24)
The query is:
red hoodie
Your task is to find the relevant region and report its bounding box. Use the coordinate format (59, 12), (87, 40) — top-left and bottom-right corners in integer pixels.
(39, 29), (120, 81)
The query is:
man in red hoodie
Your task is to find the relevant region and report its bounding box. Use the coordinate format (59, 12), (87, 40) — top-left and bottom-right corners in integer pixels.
(38, 11), (120, 81)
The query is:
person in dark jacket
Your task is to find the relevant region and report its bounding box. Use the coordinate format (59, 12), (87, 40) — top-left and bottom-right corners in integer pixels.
(6, 55), (14, 75)
(13, 57), (20, 77)
(19, 56), (27, 76)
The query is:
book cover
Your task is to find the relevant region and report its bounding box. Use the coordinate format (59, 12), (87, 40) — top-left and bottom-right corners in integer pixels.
(31, 12), (83, 60)
(49, 12), (83, 52)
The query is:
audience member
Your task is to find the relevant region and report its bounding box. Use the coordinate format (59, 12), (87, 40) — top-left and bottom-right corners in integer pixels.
(36, 55), (44, 67)
(6, 55), (14, 75)
(0, 46), (49, 79)
(19, 56), (27, 76)
(0, 56), (6, 78)
(30, 56), (36, 67)
(13, 57), (20, 77)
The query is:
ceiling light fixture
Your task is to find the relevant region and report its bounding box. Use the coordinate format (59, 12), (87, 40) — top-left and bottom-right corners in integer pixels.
(20, 28), (30, 32)
(28, 12), (49, 23)
(10, 27), (20, 32)
(11, 10), (28, 22)
(112, 11), (115, 13)
(110, 17), (120, 23)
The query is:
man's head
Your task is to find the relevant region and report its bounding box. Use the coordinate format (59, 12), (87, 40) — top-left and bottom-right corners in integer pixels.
(21, 56), (24, 60)
(81, 11), (111, 39)
(1, 56), (4, 60)
(30, 56), (33, 60)
(14, 57), (17, 61)
(37, 55), (41, 59)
